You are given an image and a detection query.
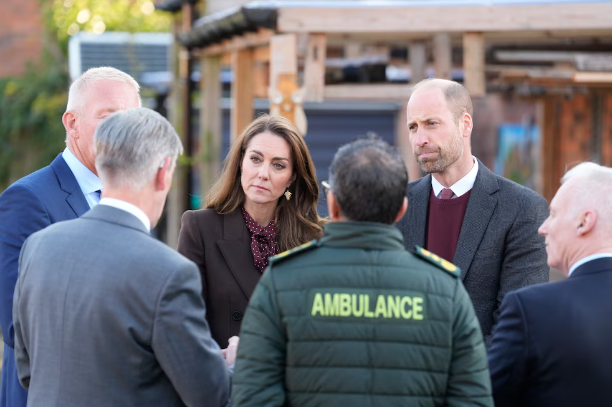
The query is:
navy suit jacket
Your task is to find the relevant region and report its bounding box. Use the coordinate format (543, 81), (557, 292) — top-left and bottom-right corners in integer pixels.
(0, 154), (89, 407)
(488, 257), (612, 407)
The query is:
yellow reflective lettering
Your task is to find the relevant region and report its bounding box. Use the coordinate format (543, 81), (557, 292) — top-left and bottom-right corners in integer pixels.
(364, 295), (375, 318)
(352, 294), (364, 317)
(375, 295), (388, 318)
(400, 296), (412, 319)
(413, 297), (424, 320)
(324, 293), (339, 316)
(387, 295), (401, 319)
(339, 293), (351, 316)
(311, 293), (325, 316)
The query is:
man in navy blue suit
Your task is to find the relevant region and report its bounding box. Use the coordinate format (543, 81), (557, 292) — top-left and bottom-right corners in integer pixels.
(488, 162), (612, 407)
(0, 67), (140, 407)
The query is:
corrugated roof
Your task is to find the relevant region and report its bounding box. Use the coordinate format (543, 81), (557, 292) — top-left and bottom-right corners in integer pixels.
(154, 0), (184, 13)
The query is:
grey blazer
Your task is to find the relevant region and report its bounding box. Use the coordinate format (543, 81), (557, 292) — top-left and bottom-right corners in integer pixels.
(397, 161), (549, 347)
(13, 204), (231, 407)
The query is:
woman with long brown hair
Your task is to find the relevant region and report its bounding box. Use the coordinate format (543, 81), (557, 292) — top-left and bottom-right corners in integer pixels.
(177, 114), (324, 348)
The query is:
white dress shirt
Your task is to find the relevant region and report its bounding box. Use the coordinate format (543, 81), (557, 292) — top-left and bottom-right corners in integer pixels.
(431, 156), (479, 198)
(99, 198), (151, 232)
(568, 253), (612, 277)
(62, 147), (102, 208)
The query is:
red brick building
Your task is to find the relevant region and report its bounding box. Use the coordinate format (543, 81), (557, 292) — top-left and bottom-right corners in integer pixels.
(0, 0), (44, 78)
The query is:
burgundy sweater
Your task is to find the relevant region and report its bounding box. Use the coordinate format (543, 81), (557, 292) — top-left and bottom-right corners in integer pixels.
(426, 189), (472, 262)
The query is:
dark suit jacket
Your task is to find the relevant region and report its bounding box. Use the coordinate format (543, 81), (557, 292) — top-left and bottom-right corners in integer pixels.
(13, 205), (230, 407)
(0, 153), (89, 407)
(488, 257), (612, 407)
(397, 161), (549, 347)
(178, 209), (261, 348)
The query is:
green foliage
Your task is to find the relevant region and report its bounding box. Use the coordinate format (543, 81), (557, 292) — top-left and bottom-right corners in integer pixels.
(49, 0), (172, 54)
(0, 56), (69, 189)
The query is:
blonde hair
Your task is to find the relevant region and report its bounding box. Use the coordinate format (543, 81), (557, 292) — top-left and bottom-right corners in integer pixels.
(67, 67), (141, 113)
(207, 114), (325, 251)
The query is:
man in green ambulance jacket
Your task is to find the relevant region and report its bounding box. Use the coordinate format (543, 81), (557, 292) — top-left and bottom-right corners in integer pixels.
(232, 136), (493, 407)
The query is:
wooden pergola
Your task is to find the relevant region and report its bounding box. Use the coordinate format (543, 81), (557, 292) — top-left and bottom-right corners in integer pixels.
(157, 0), (612, 245)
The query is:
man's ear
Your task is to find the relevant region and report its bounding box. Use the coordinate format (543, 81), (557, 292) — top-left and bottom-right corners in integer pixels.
(326, 191), (342, 222)
(155, 157), (172, 192)
(394, 197), (408, 224)
(461, 112), (473, 138)
(577, 210), (596, 236)
(62, 111), (78, 139)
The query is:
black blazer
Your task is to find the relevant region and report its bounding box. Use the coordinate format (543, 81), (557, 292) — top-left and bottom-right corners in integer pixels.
(178, 209), (261, 347)
(488, 257), (612, 407)
(397, 161), (549, 347)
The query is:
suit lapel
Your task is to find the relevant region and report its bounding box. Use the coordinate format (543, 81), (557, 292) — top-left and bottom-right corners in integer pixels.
(50, 153), (90, 217)
(217, 210), (261, 300)
(404, 175), (431, 249)
(453, 162), (499, 280)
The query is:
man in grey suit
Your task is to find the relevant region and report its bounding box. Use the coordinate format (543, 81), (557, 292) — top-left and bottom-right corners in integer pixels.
(13, 108), (233, 407)
(396, 78), (549, 347)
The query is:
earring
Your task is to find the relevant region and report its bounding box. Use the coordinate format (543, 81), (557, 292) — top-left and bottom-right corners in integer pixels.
(284, 189), (292, 201)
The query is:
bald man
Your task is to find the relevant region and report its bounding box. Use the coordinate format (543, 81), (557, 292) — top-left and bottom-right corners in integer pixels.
(489, 162), (612, 407)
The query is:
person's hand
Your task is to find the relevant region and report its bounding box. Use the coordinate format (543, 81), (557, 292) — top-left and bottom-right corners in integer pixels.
(221, 336), (240, 366)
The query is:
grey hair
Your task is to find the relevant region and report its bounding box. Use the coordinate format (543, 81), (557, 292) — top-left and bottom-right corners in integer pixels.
(66, 67), (141, 113)
(561, 162), (612, 220)
(94, 108), (183, 191)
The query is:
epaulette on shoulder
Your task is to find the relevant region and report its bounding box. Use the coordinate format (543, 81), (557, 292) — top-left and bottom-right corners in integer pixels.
(269, 239), (318, 266)
(413, 246), (461, 278)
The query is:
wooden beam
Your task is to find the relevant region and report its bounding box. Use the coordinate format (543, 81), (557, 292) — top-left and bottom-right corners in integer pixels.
(324, 84), (410, 100)
(304, 33), (326, 102)
(277, 3), (612, 33)
(270, 34), (297, 91)
(199, 56), (222, 203)
(199, 28), (274, 56)
(433, 33), (452, 80)
(463, 32), (485, 97)
(409, 41), (427, 84)
(253, 46), (270, 63)
(231, 48), (254, 142)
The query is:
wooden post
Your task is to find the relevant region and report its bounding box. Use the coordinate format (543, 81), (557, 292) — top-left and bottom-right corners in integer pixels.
(397, 101), (423, 181)
(231, 48), (254, 141)
(304, 33), (326, 102)
(463, 32), (485, 97)
(270, 34), (297, 91)
(165, 9), (192, 248)
(199, 55), (222, 205)
(433, 33), (452, 80)
(409, 41), (427, 84)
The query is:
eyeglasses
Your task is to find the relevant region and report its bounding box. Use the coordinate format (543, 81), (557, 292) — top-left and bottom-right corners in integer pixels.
(321, 180), (331, 195)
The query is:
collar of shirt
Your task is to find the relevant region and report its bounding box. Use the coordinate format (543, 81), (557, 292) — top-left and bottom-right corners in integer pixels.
(431, 156), (479, 198)
(99, 198), (151, 232)
(62, 147), (102, 198)
(568, 253), (612, 277)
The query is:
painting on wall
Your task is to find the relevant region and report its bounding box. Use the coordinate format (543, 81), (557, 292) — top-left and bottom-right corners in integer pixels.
(495, 123), (540, 191)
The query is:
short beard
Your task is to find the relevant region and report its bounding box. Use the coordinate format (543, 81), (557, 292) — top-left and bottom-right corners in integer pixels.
(415, 131), (464, 174)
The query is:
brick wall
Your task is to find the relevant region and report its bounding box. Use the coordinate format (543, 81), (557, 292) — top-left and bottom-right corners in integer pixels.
(0, 0), (44, 78)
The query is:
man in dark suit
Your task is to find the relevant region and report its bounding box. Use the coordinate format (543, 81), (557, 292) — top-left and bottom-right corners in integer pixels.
(0, 67), (140, 407)
(13, 108), (233, 407)
(396, 78), (548, 347)
(488, 162), (612, 407)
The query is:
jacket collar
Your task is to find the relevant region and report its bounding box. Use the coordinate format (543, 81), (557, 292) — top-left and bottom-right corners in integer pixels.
(81, 204), (150, 235)
(50, 153), (90, 217)
(216, 209), (261, 300)
(570, 257), (612, 279)
(321, 221), (405, 251)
